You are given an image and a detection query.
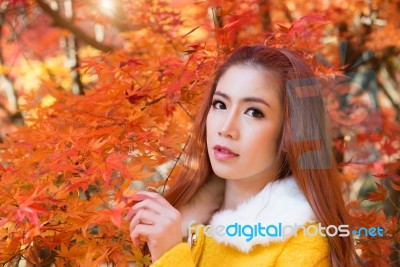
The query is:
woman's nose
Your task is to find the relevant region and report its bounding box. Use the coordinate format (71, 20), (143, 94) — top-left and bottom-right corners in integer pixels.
(218, 114), (239, 139)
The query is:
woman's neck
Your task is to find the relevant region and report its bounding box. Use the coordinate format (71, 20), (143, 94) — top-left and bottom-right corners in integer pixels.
(219, 176), (275, 211)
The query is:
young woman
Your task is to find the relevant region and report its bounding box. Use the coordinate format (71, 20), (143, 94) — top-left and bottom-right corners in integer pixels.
(125, 44), (356, 266)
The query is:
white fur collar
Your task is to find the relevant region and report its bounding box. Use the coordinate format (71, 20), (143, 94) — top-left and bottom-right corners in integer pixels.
(178, 175), (317, 253)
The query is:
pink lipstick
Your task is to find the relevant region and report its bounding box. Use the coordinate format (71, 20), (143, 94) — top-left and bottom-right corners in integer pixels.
(213, 145), (239, 160)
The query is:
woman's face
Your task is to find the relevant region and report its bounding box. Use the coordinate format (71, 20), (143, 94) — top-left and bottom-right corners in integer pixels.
(206, 65), (283, 183)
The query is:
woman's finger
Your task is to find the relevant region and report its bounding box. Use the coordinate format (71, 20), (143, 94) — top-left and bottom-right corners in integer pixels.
(130, 224), (153, 247)
(125, 198), (165, 221)
(130, 191), (172, 208)
(129, 208), (157, 233)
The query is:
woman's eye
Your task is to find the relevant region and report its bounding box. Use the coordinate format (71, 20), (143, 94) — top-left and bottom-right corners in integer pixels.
(211, 100), (225, 110)
(246, 108), (264, 118)
(211, 100), (264, 118)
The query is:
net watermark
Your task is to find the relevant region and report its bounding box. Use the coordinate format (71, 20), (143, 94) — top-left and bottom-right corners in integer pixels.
(188, 221), (384, 242)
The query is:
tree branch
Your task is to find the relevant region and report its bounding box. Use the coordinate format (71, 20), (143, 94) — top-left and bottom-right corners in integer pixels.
(64, 0), (84, 95)
(0, 2), (23, 126)
(259, 0), (272, 31)
(36, 0), (114, 52)
(0, 102), (12, 117)
(378, 79), (400, 116)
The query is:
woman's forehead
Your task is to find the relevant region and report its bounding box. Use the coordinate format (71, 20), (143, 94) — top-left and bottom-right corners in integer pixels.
(215, 65), (282, 100)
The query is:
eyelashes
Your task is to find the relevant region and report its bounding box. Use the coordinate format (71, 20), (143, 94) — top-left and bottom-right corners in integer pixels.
(211, 99), (226, 110)
(210, 99), (265, 118)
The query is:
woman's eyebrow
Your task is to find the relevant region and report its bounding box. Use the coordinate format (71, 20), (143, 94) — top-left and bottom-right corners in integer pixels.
(214, 91), (271, 109)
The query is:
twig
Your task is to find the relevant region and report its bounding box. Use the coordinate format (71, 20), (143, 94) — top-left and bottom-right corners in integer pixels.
(161, 135), (191, 196)
(177, 101), (193, 121)
(141, 96), (166, 111)
(36, 0), (114, 52)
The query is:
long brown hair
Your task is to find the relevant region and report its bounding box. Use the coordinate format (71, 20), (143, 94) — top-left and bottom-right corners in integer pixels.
(165, 44), (356, 267)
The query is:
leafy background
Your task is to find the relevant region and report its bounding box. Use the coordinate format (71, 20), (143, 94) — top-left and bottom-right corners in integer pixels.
(0, 0), (399, 266)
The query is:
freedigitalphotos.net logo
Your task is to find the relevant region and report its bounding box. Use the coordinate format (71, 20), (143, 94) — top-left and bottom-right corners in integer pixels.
(188, 221), (384, 242)
(286, 41), (382, 169)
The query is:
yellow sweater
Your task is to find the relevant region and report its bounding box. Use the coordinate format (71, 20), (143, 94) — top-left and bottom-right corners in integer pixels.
(151, 223), (329, 266)
(152, 175), (330, 266)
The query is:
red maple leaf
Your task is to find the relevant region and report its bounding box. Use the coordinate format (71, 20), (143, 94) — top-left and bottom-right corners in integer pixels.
(373, 173), (390, 179)
(366, 183), (388, 202)
(381, 139), (398, 156)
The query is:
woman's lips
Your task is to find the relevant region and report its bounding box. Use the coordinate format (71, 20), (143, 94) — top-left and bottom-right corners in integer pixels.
(213, 145), (239, 160)
(213, 148), (239, 160)
(214, 145), (238, 155)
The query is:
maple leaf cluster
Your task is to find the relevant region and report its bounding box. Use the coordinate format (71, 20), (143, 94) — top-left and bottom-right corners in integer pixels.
(0, 0), (399, 266)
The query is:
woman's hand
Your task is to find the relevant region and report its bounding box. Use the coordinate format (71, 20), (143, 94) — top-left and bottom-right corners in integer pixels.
(124, 191), (183, 263)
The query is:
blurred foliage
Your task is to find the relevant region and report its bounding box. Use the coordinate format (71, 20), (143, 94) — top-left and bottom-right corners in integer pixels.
(0, 0), (400, 266)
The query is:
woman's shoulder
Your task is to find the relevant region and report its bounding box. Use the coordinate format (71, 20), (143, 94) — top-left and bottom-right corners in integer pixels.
(274, 222), (330, 266)
(281, 221), (330, 248)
